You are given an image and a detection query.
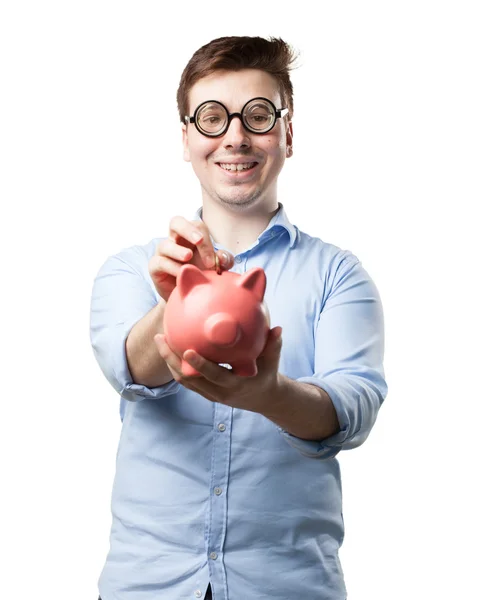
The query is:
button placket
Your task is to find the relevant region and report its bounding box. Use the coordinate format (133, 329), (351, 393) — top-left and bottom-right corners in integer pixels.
(207, 404), (233, 595)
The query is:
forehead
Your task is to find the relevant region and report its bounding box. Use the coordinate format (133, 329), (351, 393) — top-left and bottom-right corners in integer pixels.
(188, 69), (281, 112)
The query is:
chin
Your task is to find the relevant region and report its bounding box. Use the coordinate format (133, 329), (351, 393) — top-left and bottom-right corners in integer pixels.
(216, 193), (264, 209)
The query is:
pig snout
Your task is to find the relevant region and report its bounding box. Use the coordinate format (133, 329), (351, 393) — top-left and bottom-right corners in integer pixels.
(204, 313), (241, 347)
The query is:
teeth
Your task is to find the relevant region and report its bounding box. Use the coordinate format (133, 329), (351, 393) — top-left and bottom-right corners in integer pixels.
(219, 162), (256, 171)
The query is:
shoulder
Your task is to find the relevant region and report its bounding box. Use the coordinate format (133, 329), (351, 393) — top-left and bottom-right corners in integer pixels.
(116, 236), (165, 262)
(95, 236), (166, 280)
(293, 227), (360, 278)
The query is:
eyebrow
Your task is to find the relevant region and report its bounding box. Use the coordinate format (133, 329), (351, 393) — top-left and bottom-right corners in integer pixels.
(193, 98), (276, 111)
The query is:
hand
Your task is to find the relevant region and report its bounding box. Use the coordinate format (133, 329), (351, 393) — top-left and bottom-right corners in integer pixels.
(149, 216), (234, 301)
(153, 327), (284, 413)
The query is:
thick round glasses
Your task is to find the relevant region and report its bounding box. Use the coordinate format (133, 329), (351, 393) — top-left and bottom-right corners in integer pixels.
(184, 97), (289, 137)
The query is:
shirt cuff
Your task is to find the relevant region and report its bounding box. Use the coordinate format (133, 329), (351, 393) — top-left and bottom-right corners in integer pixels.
(277, 375), (374, 460)
(120, 379), (181, 402)
(110, 320), (181, 402)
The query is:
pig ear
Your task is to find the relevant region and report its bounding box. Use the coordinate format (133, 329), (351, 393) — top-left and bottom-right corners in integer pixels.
(177, 264), (210, 299)
(236, 267), (266, 301)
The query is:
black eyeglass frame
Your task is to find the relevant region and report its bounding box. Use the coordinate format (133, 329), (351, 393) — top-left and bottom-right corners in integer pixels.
(184, 97), (289, 137)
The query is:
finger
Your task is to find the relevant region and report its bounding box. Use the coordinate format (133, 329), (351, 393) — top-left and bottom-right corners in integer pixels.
(216, 249), (235, 270)
(258, 326), (283, 360)
(148, 254), (183, 281)
(154, 335), (207, 387)
(156, 238), (193, 263)
(183, 350), (234, 387)
(168, 216), (204, 246)
(190, 221), (216, 269)
(154, 334), (184, 372)
(169, 217), (216, 269)
(272, 326), (283, 341)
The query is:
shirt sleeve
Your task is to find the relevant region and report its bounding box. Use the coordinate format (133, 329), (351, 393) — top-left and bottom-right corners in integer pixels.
(280, 253), (388, 459)
(89, 245), (181, 402)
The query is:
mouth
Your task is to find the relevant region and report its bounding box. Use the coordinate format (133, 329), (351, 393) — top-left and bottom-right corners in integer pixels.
(215, 161), (259, 177)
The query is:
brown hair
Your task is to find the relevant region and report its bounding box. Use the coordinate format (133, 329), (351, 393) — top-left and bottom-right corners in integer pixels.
(176, 36), (300, 124)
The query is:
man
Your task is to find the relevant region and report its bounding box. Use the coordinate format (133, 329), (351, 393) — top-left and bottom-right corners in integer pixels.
(90, 36), (387, 600)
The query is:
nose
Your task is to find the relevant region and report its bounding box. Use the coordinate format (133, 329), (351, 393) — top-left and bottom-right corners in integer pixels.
(222, 115), (251, 150)
(204, 313), (240, 347)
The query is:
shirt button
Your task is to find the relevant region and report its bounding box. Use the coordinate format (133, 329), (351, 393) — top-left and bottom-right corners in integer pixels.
(209, 551), (218, 560)
(214, 487), (222, 496)
(217, 423), (226, 432)
(194, 591), (202, 598)
(234, 255), (242, 263)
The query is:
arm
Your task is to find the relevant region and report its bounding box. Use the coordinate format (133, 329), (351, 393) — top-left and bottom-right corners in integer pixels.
(260, 374), (340, 441)
(125, 300), (174, 388)
(90, 247), (180, 402)
(274, 254), (388, 459)
(91, 218), (234, 403)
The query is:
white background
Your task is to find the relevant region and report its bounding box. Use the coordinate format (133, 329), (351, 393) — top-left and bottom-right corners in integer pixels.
(1, 1), (477, 599)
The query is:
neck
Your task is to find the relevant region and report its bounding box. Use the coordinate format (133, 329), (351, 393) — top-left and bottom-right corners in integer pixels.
(201, 198), (280, 255)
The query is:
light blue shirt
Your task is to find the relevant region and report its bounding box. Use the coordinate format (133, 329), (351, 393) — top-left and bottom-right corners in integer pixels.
(90, 203), (387, 600)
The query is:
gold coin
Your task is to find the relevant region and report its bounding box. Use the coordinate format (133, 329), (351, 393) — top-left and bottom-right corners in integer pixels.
(215, 253), (221, 274)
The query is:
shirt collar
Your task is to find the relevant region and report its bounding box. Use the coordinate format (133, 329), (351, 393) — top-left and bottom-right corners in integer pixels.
(191, 202), (297, 249)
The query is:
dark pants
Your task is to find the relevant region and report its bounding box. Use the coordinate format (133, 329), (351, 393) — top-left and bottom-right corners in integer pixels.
(98, 583), (213, 599)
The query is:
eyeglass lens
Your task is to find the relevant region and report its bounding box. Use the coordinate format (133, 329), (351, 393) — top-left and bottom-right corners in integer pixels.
(196, 99), (275, 135)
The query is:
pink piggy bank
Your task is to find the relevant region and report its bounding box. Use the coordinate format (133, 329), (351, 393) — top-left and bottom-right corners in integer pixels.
(163, 264), (270, 377)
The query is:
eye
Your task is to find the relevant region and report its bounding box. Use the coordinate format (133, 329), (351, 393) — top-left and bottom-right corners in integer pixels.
(204, 116), (221, 124)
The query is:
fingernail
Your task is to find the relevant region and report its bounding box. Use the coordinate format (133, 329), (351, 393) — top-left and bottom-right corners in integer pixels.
(192, 232), (202, 243)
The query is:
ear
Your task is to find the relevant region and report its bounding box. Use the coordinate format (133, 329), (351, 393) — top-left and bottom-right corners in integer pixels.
(182, 123), (191, 162)
(286, 120), (293, 158)
(177, 264), (209, 299)
(236, 267), (266, 302)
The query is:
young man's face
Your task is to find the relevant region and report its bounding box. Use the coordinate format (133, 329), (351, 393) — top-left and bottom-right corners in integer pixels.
(182, 69), (293, 212)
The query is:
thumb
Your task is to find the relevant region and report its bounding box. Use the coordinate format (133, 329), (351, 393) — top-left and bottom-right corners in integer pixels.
(217, 249), (235, 270)
(259, 326), (283, 360)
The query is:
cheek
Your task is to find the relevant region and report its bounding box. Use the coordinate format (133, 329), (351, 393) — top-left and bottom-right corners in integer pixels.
(187, 129), (217, 156)
(264, 136), (287, 160)
(265, 129), (287, 151)
(191, 138), (218, 165)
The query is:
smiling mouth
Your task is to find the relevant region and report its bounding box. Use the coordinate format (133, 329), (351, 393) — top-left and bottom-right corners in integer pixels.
(216, 162), (259, 173)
